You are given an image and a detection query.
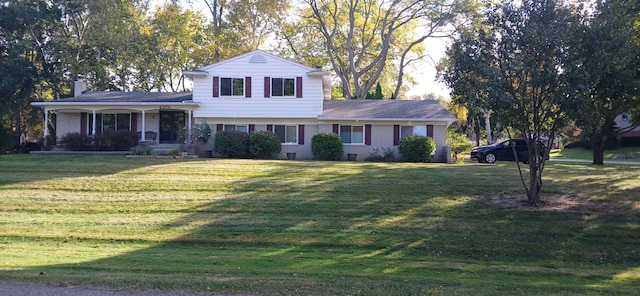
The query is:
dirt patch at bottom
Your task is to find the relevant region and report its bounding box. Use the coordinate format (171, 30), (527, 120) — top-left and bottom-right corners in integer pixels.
(487, 193), (604, 214)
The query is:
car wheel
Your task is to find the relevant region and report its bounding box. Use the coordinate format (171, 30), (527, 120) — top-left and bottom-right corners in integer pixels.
(485, 153), (496, 164)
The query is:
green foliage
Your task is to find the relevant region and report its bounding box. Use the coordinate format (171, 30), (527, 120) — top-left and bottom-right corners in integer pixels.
(214, 130), (250, 158)
(311, 132), (343, 160)
(94, 130), (139, 151)
(447, 127), (472, 163)
(130, 145), (154, 155)
(60, 133), (94, 151)
(194, 121), (211, 144)
(365, 82), (384, 99)
(398, 135), (435, 162)
(249, 131), (282, 159)
(0, 125), (14, 153)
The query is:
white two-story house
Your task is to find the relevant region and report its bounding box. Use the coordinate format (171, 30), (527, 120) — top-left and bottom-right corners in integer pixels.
(32, 50), (456, 161)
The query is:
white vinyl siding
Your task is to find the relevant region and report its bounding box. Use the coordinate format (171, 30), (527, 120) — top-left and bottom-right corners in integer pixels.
(191, 52), (323, 119)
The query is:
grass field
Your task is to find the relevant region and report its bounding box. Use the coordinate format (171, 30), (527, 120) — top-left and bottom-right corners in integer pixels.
(550, 147), (640, 162)
(0, 155), (638, 295)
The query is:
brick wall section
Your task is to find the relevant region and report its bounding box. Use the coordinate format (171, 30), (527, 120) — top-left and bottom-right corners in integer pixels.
(55, 113), (81, 140)
(209, 123), (451, 162)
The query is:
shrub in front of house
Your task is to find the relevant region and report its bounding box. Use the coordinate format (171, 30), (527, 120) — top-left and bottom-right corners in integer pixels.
(398, 135), (436, 162)
(249, 131), (281, 159)
(95, 130), (139, 151)
(311, 132), (343, 160)
(214, 130), (250, 158)
(60, 133), (94, 151)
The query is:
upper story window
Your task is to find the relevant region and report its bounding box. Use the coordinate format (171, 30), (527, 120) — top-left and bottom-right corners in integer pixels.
(274, 125), (297, 143)
(622, 113), (631, 121)
(340, 125), (364, 144)
(220, 78), (244, 97)
(272, 78), (296, 97)
(264, 76), (302, 98)
(401, 125), (426, 138)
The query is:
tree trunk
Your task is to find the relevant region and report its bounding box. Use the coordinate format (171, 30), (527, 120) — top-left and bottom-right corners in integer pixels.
(591, 131), (605, 165)
(592, 145), (605, 165)
(482, 109), (492, 144)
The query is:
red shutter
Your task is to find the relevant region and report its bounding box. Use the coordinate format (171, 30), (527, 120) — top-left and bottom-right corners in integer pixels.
(245, 77), (252, 98)
(131, 113), (138, 133)
(298, 125), (305, 145)
(393, 125), (400, 146)
(212, 76), (219, 98)
(267, 124), (273, 132)
(333, 124), (339, 134)
(216, 124), (223, 132)
(427, 125), (434, 138)
(249, 124), (255, 133)
(264, 77), (270, 98)
(80, 112), (87, 135)
(296, 77), (303, 98)
(365, 124), (371, 145)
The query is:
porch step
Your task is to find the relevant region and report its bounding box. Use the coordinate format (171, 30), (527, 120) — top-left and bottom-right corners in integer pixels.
(150, 144), (181, 154)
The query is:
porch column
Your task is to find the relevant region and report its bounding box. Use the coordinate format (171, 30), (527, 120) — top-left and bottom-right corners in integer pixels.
(91, 110), (96, 135)
(43, 108), (49, 145)
(187, 110), (192, 145)
(141, 110), (146, 141)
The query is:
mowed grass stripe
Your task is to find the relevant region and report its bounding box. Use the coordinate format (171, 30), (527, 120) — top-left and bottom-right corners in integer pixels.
(0, 155), (638, 295)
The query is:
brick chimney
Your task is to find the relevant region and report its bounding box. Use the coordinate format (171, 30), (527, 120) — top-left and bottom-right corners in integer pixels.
(74, 79), (87, 97)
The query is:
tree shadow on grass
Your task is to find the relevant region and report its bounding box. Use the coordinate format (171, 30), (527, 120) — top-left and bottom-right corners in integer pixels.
(1, 158), (639, 295)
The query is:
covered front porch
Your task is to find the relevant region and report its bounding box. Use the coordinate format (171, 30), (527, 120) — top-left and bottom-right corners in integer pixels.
(31, 92), (199, 147)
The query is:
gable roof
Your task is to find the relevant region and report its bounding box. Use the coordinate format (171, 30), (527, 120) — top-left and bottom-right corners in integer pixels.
(195, 50), (323, 73)
(320, 100), (456, 122)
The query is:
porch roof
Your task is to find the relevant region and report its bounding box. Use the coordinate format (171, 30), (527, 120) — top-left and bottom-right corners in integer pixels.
(31, 91), (199, 111)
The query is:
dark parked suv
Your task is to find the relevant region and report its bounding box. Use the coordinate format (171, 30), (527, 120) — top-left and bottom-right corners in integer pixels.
(470, 138), (533, 164)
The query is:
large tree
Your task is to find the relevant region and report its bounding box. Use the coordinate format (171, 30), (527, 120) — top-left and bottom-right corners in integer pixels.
(568, 0), (640, 165)
(140, 1), (207, 92)
(0, 0), (62, 143)
(300, 0), (475, 100)
(442, 0), (580, 205)
(202, 0), (291, 63)
(439, 27), (500, 145)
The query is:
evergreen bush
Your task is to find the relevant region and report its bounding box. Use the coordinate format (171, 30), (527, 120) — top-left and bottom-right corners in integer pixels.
(95, 130), (139, 151)
(398, 135), (436, 162)
(214, 130), (250, 158)
(60, 133), (94, 151)
(249, 131), (281, 159)
(311, 133), (343, 160)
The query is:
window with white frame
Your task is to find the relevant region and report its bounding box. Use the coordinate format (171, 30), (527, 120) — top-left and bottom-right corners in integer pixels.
(220, 78), (244, 96)
(271, 78), (296, 97)
(340, 125), (364, 144)
(224, 124), (248, 133)
(401, 125), (426, 138)
(274, 125), (297, 143)
(90, 113), (131, 134)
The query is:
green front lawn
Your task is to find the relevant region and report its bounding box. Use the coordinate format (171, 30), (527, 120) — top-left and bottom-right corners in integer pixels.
(0, 155), (638, 295)
(550, 146), (640, 162)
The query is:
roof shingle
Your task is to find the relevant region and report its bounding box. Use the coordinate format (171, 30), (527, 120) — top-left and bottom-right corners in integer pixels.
(321, 100), (455, 121)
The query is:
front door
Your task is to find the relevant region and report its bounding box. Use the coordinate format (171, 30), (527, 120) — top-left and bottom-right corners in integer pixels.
(159, 111), (185, 144)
